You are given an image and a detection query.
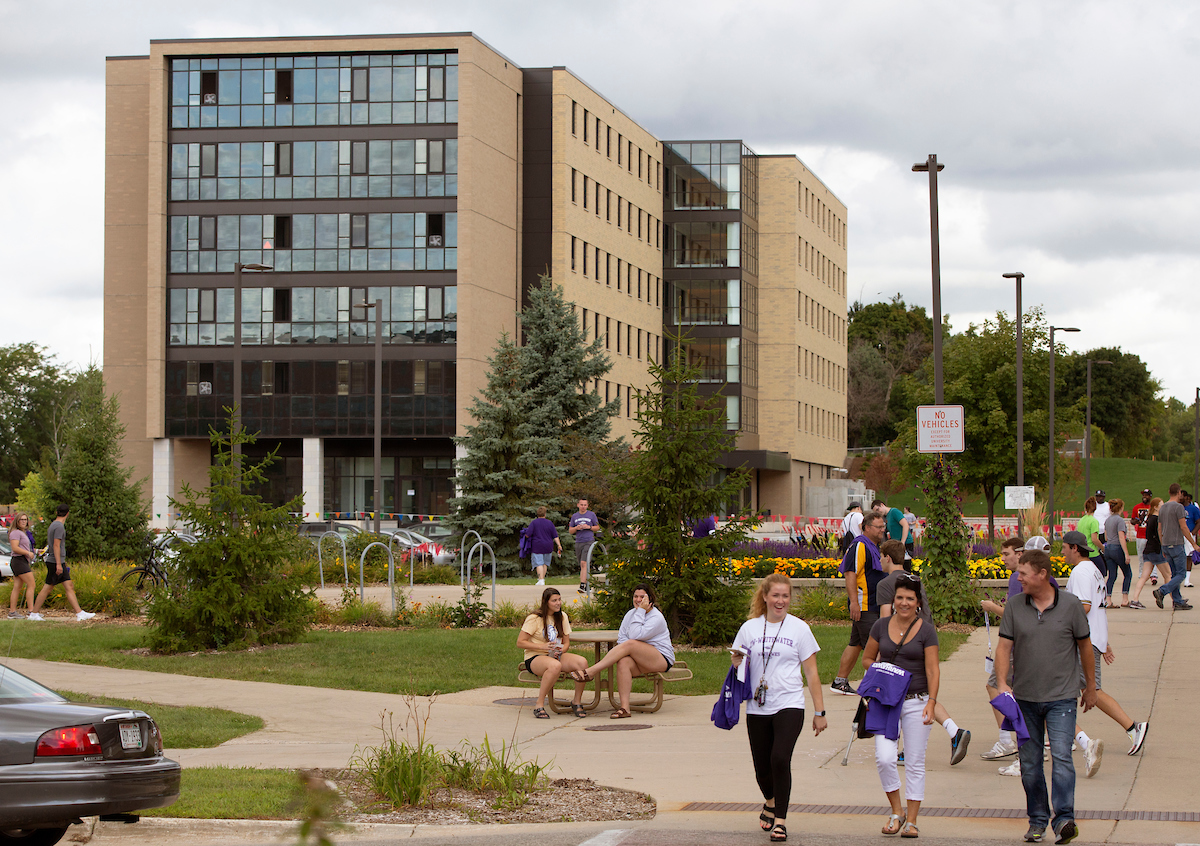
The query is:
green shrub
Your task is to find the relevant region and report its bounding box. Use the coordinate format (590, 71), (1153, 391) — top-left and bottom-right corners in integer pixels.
(411, 600), (453, 628)
(10, 559), (141, 618)
(794, 581), (851, 622)
(146, 415), (315, 652)
(488, 600), (530, 628)
(566, 595), (605, 625)
(412, 565), (458, 585)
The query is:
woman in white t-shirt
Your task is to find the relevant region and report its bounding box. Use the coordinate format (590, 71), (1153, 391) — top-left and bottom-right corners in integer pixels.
(516, 588), (589, 719)
(731, 573), (828, 843)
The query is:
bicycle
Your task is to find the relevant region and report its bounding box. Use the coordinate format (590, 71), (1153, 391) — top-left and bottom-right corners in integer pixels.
(119, 533), (187, 592)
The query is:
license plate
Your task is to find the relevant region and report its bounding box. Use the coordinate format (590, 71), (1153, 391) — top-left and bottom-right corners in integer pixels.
(119, 723), (143, 750)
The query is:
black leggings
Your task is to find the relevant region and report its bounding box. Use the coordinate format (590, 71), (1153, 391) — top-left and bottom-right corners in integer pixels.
(746, 708), (804, 819)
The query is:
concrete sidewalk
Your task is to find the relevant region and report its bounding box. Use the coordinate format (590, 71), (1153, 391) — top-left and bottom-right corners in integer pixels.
(5, 601), (1199, 844)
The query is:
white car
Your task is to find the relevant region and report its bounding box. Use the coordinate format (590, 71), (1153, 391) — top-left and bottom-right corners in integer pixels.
(0, 536), (13, 579)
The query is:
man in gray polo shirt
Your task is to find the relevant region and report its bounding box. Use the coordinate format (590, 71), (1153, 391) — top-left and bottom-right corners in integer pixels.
(1153, 483), (1196, 610)
(996, 549), (1097, 845)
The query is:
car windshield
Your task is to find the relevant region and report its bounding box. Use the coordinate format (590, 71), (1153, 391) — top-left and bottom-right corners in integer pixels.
(0, 536), (11, 555)
(0, 665), (67, 704)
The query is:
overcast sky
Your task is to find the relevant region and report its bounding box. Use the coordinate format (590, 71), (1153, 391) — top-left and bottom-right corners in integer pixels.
(2, 0), (1196, 403)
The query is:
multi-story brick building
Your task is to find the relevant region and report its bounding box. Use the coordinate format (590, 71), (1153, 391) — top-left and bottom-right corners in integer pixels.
(104, 33), (847, 525)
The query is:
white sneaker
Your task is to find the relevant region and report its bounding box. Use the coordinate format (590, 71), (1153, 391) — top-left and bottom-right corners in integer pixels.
(999, 760), (1021, 776)
(980, 739), (1019, 759)
(535, 579), (545, 585)
(1084, 738), (1104, 778)
(27, 613), (44, 621)
(76, 611), (96, 621)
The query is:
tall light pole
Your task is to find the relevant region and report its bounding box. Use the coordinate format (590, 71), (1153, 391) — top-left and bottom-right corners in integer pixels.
(912, 155), (946, 404)
(358, 299), (384, 535)
(1003, 272), (1025, 484)
(1048, 325), (1080, 542)
(232, 262), (273, 459)
(1085, 358), (1113, 496)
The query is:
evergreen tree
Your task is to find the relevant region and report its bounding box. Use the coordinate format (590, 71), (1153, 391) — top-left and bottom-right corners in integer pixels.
(448, 335), (559, 573)
(148, 409), (313, 652)
(45, 367), (147, 560)
(520, 274), (618, 446)
(603, 337), (752, 645)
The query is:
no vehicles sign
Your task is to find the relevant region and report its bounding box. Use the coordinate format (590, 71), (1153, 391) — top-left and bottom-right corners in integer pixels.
(916, 405), (965, 453)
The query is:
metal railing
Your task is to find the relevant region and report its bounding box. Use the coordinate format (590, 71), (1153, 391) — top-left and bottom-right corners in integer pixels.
(465, 539), (497, 609)
(316, 531), (348, 590)
(358, 541), (396, 614)
(387, 529), (417, 591)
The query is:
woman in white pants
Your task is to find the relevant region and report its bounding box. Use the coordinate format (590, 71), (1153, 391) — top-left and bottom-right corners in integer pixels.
(863, 574), (940, 838)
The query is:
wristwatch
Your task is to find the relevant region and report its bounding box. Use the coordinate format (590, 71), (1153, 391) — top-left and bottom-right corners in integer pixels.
(813, 710), (826, 717)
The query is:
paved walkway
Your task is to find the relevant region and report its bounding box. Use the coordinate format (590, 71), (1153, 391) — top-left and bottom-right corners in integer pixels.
(5, 590), (1199, 844)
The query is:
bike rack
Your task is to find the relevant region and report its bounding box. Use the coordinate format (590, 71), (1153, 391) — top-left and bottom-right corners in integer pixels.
(316, 531), (349, 590)
(582, 542), (609, 597)
(387, 529), (418, 590)
(459, 530), (482, 586)
(358, 541), (396, 614)
(466, 540), (497, 609)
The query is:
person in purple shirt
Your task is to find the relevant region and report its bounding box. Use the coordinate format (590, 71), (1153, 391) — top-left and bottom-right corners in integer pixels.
(568, 498), (600, 593)
(526, 506), (562, 586)
(692, 514), (716, 538)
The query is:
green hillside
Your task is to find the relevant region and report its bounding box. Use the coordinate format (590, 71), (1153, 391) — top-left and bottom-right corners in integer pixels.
(885, 457), (1187, 519)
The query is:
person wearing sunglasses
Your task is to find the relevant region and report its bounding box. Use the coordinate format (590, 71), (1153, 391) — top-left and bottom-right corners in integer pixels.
(863, 572), (939, 839)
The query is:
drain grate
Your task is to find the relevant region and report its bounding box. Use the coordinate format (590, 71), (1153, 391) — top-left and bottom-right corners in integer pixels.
(492, 697), (539, 706)
(679, 802), (1200, 822)
(584, 723), (654, 732)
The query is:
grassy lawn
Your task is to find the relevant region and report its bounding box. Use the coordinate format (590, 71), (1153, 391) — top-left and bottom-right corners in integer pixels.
(56, 689), (263, 748)
(144, 766), (298, 819)
(0, 621), (969, 695)
(886, 457), (1184, 518)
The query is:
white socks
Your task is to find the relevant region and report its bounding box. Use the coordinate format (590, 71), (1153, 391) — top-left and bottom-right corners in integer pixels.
(943, 718), (960, 738)
(1076, 730), (1091, 747)
(999, 730), (1013, 744)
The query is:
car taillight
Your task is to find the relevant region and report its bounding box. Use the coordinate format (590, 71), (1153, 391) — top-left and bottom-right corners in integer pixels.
(149, 721), (164, 754)
(36, 725), (102, 757)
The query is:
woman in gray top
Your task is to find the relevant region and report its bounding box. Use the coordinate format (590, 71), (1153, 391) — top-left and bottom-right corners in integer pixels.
(576, 583), (673, 719)
(1103, 498), (1132, 607)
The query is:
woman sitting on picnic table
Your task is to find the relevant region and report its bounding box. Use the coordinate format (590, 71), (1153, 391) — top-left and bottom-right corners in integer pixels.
(574, 583), (675, 719)
(516, 588), (589, 719)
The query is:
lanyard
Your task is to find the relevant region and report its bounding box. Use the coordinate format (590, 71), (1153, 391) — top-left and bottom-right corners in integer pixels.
(985, 611), (992, 657)
(759, 616), (785, 683)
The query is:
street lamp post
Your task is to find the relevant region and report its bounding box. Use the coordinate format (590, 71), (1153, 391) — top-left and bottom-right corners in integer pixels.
(232, 262), (273, 458)
(1048, 325), (1081, 542)
(358, 299), (384, 535)
(1003, 272), (1025, 485)
(913, 155), (946, 404)
(1085, 358), (1113, 496)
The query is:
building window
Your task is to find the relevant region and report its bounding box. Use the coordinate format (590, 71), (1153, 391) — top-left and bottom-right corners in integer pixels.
(199, 143), (216, 178)
(582, 176), (589, 209)
(351, 67), (368, 102)
(275, 69), (293, 104)
(572, 101), (577, 135)
(617, 133), (622, 164)
(571, 169), (577, 203)
(428, 66), (445, 100)
(351, 141), (367, 174)
(595, 247), (600, 281)
(571, 236), (577, 271)
(200, 71), (217, 104)
(275, 142), (292, 176)
(350, 214), (367, 248)
(273, 215), (292, 250)
(605, 318), (610, 349)
(595, 117), (600, 150)
(583, 109), (589, 142)
(607, 126), (612, 157)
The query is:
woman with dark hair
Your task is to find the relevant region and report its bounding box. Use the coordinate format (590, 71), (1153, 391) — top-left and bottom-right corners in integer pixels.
(7, 513), (39, 618)
(576, 583), (675, 719)
(1102, 497), (1132, 607)
(864, 573), (939, 838)
(731, 572), (827, 843)
(1130, 498), (1165, 608)
(516, 588), (589, 718)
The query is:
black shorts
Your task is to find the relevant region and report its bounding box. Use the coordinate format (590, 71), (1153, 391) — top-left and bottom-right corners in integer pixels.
(45, 561), (71, 586)
(9, 554), (32, 577)
(849, 611), (880, 648)
(524, 656), (538, 673)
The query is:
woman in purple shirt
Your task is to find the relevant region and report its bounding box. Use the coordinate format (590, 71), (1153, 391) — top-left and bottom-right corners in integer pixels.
(526, 506), (562, 586)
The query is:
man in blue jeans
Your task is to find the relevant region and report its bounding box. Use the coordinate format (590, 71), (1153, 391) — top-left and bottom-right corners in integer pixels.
(996, 549), (1097, 844)
(1153, 484), (1196, 611)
